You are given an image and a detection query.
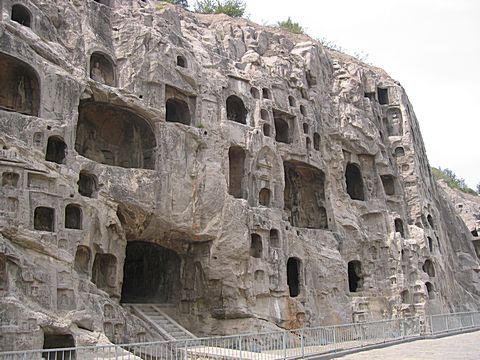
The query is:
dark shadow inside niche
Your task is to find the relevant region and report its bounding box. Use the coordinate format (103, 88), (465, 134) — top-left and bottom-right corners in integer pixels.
(121, 242), (181, 303)
(176, 55), (186, 68)
(348, 260), (363, 292)
(166, 98), (191, 125)
(345, 163), (365, 201)
(269, 229), (280, 248)
(300, 105), (307, 116)
(364, 91), (376, 101)
(74, 245), (91, 276)
(263, 123), (271, 137)
(260, 109), (269, 120)
(43, 334), (75, 360)
(288, 96), (296, 107)
(401, 289), (410, 304)
(250, 87), (260, 99)
(427, 214), (434, 229)
(228, 146), (246, 199)
(258, 188), (271, 207)
(395, 218), (405, 237)
(11, 4), (31, 27)
(377, 87), (389, 105)
(1, 172), (19, 187)
(428, 237), (434, 252)
(90, 52), (115, 86)
(262, 88), (272, 99)
(394, 147), (405, 157)
(46, 136), (67, 164)
(302, 123), (309, 134)
(65, 204), (82, 230)
(94, 0), (111, 5)
(284, 160), (328, 229)
(34, 206), (55, 232)
(78, 171), (98, 198)
(422, 259), (435, 277)
(306, 137), (311, 150)
(250, 234), (262, 258)
(226, 95), (247, 124)
(287, 257), (301, 297)
(75, 101), (156, 169)
(165, 85), (196, 126)
(92, 253), (117, 293)
(0, 52), (40, 116)
(381, 175), (395, 195)
(425, 281), (435, 299)
(472, 229), (478, 237)
(273, 109), (294, 144)
(386, 107), (403, 136)
(313, 132), (320, 150)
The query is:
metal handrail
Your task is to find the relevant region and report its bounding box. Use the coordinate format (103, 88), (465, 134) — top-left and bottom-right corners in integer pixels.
(0, 311), (478, 359)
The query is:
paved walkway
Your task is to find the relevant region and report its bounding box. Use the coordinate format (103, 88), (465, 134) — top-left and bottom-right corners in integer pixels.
(332, 331), (480, 360)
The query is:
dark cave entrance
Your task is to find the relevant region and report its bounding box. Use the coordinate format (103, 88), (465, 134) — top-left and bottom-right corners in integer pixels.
(121, 241), (181, 304)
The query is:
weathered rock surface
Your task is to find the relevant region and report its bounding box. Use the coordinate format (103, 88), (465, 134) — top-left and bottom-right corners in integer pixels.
(0, 0), (479, 351)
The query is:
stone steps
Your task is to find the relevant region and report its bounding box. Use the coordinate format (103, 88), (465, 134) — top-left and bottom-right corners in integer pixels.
(126, 304), (196, 341)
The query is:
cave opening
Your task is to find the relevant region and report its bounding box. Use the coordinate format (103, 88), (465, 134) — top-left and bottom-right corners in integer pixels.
(345, 163), (365, 201)
(121, 242), (181, 303)
(284, 160), (328, 229)
(348, 260), (363, 292)
(287, 257), (301, 297)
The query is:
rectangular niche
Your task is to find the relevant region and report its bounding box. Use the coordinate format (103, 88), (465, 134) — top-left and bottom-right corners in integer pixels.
(273, 109), (295, 144)
(165, 85), (196, 126)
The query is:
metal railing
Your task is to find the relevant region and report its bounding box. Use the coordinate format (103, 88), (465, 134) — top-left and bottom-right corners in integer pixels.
(0, 311), (478, 359)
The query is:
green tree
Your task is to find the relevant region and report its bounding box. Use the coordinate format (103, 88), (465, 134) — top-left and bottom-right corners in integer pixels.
(431, 167), (478, 195)
(194, 0), (246, 17)
(277, 17), (304, 34)
(476, 183), (480, 194)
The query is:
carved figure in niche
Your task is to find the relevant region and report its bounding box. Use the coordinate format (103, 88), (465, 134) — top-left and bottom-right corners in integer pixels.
(91, 62), (106, 84)
(82, 130), (105, 163)
(15, 76), (26, 112)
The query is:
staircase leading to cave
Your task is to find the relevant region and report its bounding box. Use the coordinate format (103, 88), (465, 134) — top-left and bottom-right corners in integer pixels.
(127, 304), (197, 341)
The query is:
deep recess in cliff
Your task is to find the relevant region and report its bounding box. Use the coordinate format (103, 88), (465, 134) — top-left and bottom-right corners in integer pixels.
(0, 0), (479, 351)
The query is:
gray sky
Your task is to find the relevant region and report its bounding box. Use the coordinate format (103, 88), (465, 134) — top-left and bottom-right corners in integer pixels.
(243, 0), (480, 189)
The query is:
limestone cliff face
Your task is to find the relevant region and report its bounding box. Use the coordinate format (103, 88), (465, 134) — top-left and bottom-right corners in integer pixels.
(0, 0), (479, 350)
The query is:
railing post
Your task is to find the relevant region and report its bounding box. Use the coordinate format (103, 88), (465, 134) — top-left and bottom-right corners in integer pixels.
(300, 328), (305, 358)
(114, 345), (118, 360)
(445, 315), (449, 333)
(238, 335), (242, 360)
(184, 340), (188, 360)
(471, 313), (475, 328)
(283, 331), (287, 359)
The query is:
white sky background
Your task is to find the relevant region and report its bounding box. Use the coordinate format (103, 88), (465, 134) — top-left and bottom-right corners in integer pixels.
(242, 0), (480, 189)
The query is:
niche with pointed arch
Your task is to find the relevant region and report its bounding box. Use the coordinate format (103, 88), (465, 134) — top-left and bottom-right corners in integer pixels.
(75, 101), (156, 169)
(90, 52), (115, 86)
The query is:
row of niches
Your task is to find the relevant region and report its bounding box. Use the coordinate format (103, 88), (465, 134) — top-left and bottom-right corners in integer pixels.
(347, 259), (436, 300)
(33, 204), (82, 232)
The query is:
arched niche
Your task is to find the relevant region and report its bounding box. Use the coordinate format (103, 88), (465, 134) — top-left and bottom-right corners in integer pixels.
(287, 257), (301, 297)
(226, 95), (247, 124)
(394, 218), (405, 237)
(74, 246), (91, 275)
(250, 87), (260, 99)
(34, 207), (55, 232)
(422, 259), (435, 277)
(381, 175), (395, 195)
(348, 260), (363, 292)
(284, 160), (328, 229)
(90, 52), (116, 86)
(313, 132), (320, 150)
(0, 52), (40, 116)
(345, 163), (365, 201)
(78, 171), (98, 198)
(258, 188), (271, 207)
(11, 4), (31, 27)
(228, 146), (246, 199)
(176, 55), (187, 68)
(386, 107), (403, 136)
(75, 102), (156, 169)
(65, 204), (82, 230)
(250, 234), (262, 258)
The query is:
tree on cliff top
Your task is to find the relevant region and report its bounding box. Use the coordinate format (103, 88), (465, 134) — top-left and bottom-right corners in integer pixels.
(194, 0), (246, 17)
(277, 18), (304, 34)
(431, 167), (478, 196)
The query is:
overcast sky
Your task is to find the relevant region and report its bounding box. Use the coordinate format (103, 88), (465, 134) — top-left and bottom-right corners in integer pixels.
(242, 0), (480, 189)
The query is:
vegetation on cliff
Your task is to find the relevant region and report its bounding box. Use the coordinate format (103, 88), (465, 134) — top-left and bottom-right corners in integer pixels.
(432, 167), (478, 196)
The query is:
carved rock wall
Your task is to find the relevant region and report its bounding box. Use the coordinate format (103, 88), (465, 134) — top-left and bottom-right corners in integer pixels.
(0, 0), (479, 350)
